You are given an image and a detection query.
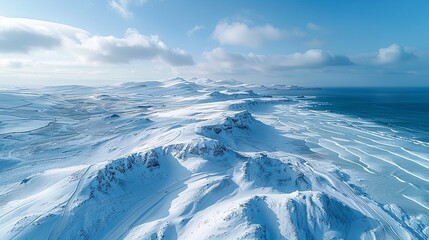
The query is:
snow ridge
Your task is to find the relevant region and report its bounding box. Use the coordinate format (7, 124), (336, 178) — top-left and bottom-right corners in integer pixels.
(0, 78), (427, 240)
(90, 149), (162, 194)
(200, 110), (259, 135)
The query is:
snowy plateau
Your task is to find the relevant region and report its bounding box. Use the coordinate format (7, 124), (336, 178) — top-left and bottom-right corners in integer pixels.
(0, 78), (428, 240)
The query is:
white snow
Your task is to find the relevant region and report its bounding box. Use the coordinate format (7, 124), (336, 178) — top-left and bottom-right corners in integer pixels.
(0, 78), (428, 239)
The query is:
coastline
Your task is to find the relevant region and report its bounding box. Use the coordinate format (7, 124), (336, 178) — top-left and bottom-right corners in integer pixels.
(0, 81), (428, 239)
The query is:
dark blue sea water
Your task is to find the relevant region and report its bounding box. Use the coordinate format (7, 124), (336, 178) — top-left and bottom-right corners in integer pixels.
(274, 87), (429, 215)
(282, 88), (429, 143)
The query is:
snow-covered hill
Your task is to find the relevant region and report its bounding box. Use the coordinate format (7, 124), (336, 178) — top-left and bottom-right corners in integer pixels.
(0, 78), (428, 239)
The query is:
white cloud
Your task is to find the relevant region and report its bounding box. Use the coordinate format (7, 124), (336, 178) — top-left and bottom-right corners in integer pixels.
(212, 21), (283, 47)
(109, 0), (147, 18)
(196, 48), (352, 74)
(77, 29), (193, 65)
(0, 17), (193, 67)
(187, 25), (206, 38)
(200, 48), (262, 74)
(0, 16), (87, 53)
(275, 49), (352, 68)
(376, 44), (416, 64)
(0, 28), (59, 53)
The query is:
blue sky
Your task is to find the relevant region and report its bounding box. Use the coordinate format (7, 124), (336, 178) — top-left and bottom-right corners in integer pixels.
(0, 0), (428, 86)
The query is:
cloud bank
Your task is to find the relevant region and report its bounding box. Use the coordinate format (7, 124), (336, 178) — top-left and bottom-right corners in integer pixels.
(2, 16), (423, 86)
(0, 17), (193, 66)
(197, 48), (353, 74)
(0, 17), (87, 53)
(78, 29), (193, 65)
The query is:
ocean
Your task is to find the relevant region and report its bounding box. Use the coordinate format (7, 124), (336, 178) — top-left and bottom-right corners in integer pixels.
(278, 87), (429, 143)
(308, 88), (429, 143)
(272, 87), (429, 215)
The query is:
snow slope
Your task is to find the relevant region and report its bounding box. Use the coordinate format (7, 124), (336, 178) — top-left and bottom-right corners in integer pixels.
(0, 78), (428, 239)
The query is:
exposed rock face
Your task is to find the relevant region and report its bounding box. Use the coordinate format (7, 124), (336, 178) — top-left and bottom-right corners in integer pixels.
(201, 110), (259, 134)
(171, 138), (229, 159)
(90, 149), (162, 194)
